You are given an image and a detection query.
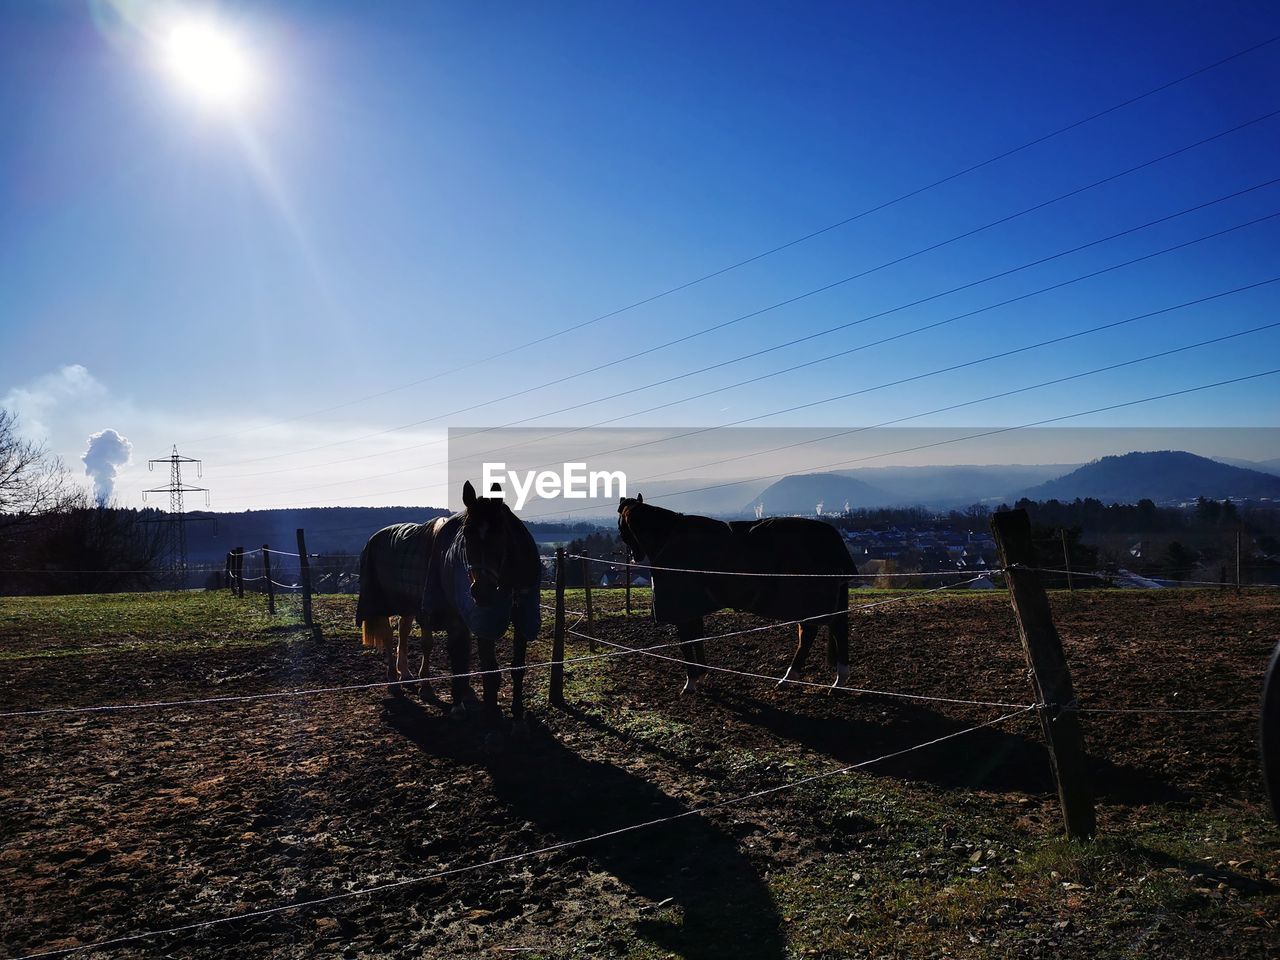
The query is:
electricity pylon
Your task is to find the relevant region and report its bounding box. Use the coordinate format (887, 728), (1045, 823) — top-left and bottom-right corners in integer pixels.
(143, 446), (209, 579)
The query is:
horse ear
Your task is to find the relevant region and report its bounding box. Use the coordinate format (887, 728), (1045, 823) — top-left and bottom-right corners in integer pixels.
(462, 480), (477, 509)
(636, 493), (643, 504)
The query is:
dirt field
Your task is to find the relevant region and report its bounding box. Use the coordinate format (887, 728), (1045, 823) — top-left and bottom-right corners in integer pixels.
(1, 587), (1278, 959)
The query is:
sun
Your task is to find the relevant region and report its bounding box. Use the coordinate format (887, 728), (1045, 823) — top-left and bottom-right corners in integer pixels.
(161, 17), (256, 109)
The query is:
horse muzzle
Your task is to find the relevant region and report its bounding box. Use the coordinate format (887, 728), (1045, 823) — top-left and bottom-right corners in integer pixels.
(470, 577), (501, 606)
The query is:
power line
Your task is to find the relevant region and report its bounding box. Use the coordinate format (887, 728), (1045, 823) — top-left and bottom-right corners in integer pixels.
(526, 366), (1280, 519)
(630, 318), (1280, 487)
(220, 225), (1280, 508)
(213, 176), (1280, 494)
(214, 106), (1280, 471)
(183, 33), (1280, 452)
(222, 296), (1280, 511)
(647, 369), (1280, 505)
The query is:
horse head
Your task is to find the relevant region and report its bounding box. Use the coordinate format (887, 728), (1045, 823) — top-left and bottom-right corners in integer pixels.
(617, 493), (655, 562)
(461, 479), (510, 605)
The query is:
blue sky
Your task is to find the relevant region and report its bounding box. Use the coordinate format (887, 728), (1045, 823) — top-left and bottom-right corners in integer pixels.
(1, 0), (1278, 510)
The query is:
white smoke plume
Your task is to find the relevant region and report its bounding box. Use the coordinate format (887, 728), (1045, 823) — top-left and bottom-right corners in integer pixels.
(82, 429), (133, 506)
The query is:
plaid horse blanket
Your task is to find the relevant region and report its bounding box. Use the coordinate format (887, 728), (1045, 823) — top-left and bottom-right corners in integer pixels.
(354, 522), (434, 628)
(356, 516), (541, 642)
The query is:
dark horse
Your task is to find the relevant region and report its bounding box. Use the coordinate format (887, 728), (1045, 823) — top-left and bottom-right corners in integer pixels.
(355, 480), (542, 728)
(618, 494), (856, 695)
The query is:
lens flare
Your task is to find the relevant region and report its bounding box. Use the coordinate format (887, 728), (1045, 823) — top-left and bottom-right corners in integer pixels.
(162, 17), (255, 108)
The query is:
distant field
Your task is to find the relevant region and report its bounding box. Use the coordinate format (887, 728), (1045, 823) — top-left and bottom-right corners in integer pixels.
(1, 588), (1277, 958)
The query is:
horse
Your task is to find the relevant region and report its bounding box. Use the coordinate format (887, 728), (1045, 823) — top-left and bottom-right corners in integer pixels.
(617, 494), (855, 695)
(355, 480), (542, 730)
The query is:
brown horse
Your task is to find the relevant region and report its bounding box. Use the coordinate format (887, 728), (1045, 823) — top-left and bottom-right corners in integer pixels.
(618, 495), (855, 694)
(355, 481), (542, 728)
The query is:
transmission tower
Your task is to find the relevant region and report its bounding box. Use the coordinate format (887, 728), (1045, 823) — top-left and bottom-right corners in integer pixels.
(143, 446), (210, 578)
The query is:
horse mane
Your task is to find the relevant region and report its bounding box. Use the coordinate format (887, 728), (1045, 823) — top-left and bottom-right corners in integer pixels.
(497, 501), (542, 589)
(619, 498), (688, 560)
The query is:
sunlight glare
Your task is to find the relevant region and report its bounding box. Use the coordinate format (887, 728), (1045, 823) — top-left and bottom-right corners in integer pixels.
(162, 17), (256, 109)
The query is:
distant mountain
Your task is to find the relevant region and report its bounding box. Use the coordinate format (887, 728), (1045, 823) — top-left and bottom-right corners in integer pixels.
(744, 472), (897, 516)
(1215, 456), (1280, 477)
(186, 507), (450, 565)
(184, 506), (601, 564)
(1018, 451), (1280, 504)
(836, 463), (1079, 508)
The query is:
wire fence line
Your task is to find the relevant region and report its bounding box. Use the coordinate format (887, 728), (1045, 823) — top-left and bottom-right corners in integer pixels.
(1010, 564), (1280, 590)
(569, 556), (1280, 590)
(11, 705), (1037, 960)
(0, 578), (992, 720)
(569, 554), (996, 579)
(579, 632), (1033, 709)
(9, 566), (1259, 720)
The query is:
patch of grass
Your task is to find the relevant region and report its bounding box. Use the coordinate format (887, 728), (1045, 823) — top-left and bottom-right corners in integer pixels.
(0, 590), (303, 659)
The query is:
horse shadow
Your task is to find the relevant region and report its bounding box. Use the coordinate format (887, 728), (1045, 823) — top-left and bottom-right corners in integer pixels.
(702, 685), (1186, 806)
(383, 697), (788, 960)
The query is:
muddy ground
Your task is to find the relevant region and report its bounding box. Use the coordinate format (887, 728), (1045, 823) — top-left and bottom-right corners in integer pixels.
(1, 588), (1278, 959)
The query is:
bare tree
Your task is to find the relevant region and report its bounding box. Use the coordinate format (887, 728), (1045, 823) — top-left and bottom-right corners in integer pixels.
(0, 408), (73, 531)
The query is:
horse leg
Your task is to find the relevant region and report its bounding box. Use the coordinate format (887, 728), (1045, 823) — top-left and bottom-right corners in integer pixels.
(778, 622), (818, 689)
(397, 615), (413, 685)
(678, 618), (705, 696)
(381, 617), (401, 694)
(829, 604), (851, 689)
(510, 630), (529, 732)
(476, 634), (502, 724)
(446, 625), (477, 717)
(418, 629), (437, 701)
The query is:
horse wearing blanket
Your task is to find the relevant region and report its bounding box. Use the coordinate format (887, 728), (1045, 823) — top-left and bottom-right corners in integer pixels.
(356, 481), (541, 728)
(617, 495), (856, 695)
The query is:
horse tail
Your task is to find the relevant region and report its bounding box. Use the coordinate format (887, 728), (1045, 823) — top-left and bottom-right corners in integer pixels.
(362, 615), (394, 652)
(355, 534), (392, 650)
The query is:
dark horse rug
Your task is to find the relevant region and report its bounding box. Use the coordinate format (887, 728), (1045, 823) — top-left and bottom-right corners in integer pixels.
(355, 515), (540, 645)
(618, 496), (857, 691)
(355, 491), (542, 727)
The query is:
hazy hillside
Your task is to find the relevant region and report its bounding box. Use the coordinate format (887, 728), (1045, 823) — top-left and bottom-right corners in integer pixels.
(1019, 451), (1280, 504)
(184, 507), (602, 564)
(184, 507), (450, 564)
(744, 472), (896, 515)
(1215, 456), (1280, 476)
(838, 463), (1079, 507)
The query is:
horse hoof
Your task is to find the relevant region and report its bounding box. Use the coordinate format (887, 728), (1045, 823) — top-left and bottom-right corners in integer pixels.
(449, 704), (468, 720)
(680, 680), (699, 696)
(775, 669), (794, 690)
(832, 664), (851, 689)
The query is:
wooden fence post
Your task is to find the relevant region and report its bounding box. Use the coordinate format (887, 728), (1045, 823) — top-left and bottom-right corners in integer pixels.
(1236, 527), (1243, 594)
(234, 547), (245, 599)
(263, 544), (276, 616)
(1060, 528), (1074, 593)
(1262, 641), (1280, 824)
(991, 509), (1096, 841)
(550, 548), (566, 707)
(581, 552), (595, 649)
(297, 528), (315, 637)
